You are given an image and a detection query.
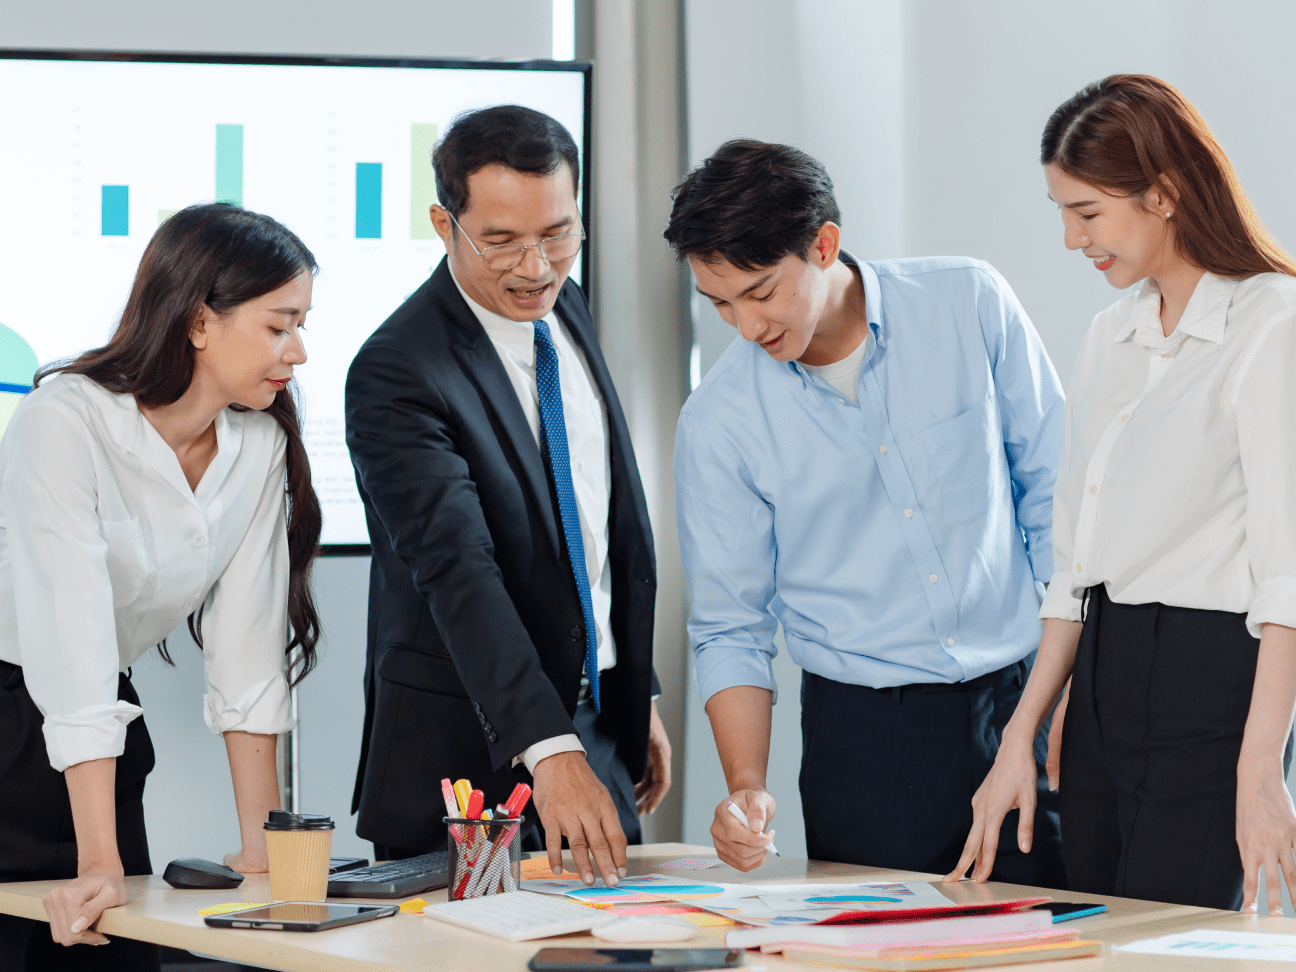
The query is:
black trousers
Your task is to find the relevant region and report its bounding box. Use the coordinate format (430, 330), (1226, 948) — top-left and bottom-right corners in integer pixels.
(0, 661), (160, 972)
(1061, 585), (1293, 910)
(374, 696), (641, 860)
(799, 658), (1066, 889)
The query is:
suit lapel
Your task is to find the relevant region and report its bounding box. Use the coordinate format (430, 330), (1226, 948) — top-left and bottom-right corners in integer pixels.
(431, 263), (562, 560)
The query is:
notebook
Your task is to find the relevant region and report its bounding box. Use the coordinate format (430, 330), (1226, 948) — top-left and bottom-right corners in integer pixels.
(421, 891), (613, 941)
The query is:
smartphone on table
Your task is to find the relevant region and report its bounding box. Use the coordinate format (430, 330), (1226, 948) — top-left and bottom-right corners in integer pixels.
(203, 902), (398, 931)
(528, 948), (742, 971)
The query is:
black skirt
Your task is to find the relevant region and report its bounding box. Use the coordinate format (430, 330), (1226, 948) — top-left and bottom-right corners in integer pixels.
(1060, 584), (1293, 910)
(0, 660), (160, 970)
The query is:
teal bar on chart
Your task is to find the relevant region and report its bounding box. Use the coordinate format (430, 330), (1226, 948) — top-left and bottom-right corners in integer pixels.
(101, 185), (129, 236)
(356, 163), (382, 239)
(215, 124), (244, 206)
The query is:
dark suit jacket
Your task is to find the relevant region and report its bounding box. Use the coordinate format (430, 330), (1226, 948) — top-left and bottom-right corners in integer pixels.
(345, 259), (657, 851)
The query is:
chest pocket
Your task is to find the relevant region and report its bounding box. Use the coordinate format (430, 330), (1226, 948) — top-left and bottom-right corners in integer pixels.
(918, 395), (1003, 525)
(101, 518), (149, 608)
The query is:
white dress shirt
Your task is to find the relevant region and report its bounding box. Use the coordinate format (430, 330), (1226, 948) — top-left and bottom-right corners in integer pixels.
(0, 374), (295, 771)
(1040, 272), (1296, 638)
(450, 273), (615, 772)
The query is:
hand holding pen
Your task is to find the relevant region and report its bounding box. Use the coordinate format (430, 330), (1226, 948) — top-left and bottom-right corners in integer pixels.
(712, 788), (778, 872)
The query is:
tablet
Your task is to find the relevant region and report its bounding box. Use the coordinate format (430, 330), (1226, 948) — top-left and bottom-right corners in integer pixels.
(203, 902), (398, 931)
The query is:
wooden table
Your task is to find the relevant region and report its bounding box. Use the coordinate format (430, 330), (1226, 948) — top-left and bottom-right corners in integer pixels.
(2, 843), (1294, 971)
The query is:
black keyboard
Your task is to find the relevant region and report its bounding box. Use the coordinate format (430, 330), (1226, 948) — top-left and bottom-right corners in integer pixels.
(326, 851), (449, 899)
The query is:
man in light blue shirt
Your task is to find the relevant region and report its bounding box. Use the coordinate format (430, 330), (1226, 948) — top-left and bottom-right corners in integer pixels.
(666, 140), (1066, 886)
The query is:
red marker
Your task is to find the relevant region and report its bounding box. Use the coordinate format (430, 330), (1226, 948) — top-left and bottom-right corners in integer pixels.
(466, 789), (485, 820)
(503, 783), (532, 818)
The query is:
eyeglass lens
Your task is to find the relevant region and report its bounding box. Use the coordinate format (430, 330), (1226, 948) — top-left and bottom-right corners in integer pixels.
(482, 235), (583, 270)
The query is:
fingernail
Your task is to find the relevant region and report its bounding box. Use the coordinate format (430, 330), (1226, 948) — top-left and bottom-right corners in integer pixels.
(606, 874), (619, 887)
(583, 873), (594, 886)
(1247, 902), (1258, 913)
(70, 917), (88, 934)
(1048, 777), (1058, 790)
(618, 867), (627, 878)
(552, 865), (563, 876)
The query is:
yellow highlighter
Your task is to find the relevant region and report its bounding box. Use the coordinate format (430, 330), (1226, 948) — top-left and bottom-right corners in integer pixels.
(453, 779), (472, 817)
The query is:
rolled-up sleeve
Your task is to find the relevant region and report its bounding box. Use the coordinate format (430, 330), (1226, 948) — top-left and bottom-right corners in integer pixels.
(674, 410), (779, 706)
(976, 267), (1066, 585)
(1236, 314), (1296, 638)
(1, 399), (141, 772)
(200, 431), (293, 736)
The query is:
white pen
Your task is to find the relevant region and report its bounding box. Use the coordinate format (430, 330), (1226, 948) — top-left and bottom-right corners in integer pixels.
(724, 800), (781, 856)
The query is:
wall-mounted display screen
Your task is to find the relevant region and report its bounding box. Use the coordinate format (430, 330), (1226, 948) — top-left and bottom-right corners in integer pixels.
(0, 50), (590, 548)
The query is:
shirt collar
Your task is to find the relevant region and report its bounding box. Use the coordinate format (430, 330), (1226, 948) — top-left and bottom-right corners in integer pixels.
(450, 266), (562, 369)
(787, 249), (882, 382)
(1114, 272), (1239, 349)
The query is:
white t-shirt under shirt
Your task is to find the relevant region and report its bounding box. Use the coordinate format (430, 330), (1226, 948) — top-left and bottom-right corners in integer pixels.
(799, 330), (872, 403)
(1039, 271), (1296, 637)
(0, 374), (294, 771)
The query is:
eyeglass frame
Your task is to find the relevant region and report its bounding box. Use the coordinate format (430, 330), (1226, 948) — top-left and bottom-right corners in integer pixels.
(446, 210), (586, 271)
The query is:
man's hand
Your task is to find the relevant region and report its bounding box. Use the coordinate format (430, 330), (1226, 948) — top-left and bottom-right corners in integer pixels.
(711, 788), (777, 871)
(532, 750), (628, 886)
(635, 700), (673, 815)
(41, 869), (125, 947)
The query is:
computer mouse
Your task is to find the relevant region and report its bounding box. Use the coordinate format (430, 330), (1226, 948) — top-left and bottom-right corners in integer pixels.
(592, 916), (698, 943)
(162, 858), (245, 890)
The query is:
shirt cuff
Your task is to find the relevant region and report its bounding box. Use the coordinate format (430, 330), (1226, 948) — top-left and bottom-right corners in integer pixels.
(41, 701), (143, 773)
(515, 734), (586, 774)
(1246, 576), (1296, 639)
(1039, 571), (1083, 622)
(693, 643), (778, 708)
(203, 672), (294, 736)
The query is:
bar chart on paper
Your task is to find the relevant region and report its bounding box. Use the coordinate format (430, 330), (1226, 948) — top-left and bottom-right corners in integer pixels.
(0, 56), (585, 542)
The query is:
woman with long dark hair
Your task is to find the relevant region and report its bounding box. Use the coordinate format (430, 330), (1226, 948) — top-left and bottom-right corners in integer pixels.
(946, 75), (1296, 913)
(0, 203), (322, 967)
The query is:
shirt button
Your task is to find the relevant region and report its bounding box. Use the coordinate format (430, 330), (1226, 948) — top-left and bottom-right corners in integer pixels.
(947, 638), (955, 646)
(929, 574), (938, 583)
(904, 509), (913, 517)
(1088, 484), (1097, 494)
(193, 535), (205, 547)
(838, 399), (847, 405)
(879, 444), (888, 454)
(1076, 562), (1083, 572)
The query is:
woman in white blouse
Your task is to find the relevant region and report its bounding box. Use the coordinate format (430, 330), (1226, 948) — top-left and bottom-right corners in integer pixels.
(0, 203), (322, 967)
(946, 75), (1296, 914)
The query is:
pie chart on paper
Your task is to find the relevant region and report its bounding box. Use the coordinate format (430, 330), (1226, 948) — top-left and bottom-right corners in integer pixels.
(0, 323), (38, 442)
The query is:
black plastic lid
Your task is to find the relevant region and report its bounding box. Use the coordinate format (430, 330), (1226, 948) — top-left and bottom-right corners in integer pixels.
(263, 810), (335, 831)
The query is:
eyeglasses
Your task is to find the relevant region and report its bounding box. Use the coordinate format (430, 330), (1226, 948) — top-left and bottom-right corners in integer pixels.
(448, 211), (585, 271)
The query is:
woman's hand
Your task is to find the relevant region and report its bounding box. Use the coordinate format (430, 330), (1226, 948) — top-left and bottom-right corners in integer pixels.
(41, 869), (126, 947)
(944, 731), (1039, 884)
(223, 849), (270, 874)
(1236, 754), (1296, 915)
(1045, 679), (1070, 791)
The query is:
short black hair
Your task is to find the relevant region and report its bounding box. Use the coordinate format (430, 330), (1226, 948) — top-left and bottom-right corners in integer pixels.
(664, 139), (842, 271)
(433, 105), (580, 219)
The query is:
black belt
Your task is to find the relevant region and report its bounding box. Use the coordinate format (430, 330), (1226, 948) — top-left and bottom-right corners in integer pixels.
(810, 658), (1027, 706)
(0, 659), (22, 690)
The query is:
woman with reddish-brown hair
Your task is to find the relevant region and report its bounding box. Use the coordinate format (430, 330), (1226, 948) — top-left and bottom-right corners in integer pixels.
(946, 74), (1296, 913)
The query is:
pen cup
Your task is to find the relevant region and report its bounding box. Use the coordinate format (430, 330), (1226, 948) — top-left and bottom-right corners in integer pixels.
(444, 816), (524, 900)
(264, 810), (335, 902)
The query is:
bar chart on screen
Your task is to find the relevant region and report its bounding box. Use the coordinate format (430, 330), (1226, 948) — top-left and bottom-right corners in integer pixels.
(0, 55), (586, 543)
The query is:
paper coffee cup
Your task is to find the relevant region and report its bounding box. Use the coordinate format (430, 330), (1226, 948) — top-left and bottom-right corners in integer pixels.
(264, 810), (335, 901)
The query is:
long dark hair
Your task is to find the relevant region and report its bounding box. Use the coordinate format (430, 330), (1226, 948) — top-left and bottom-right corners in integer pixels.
(37, 203), (322, 685)
(1041, 74), (1296, 279)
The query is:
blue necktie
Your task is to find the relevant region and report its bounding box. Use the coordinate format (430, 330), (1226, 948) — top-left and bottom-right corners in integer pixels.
(533, 320), (600, 712)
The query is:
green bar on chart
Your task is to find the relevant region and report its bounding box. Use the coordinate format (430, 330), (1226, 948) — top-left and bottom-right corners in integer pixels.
(410, 123), (438, 239)
(101, 185), (129, 236)
(215, 124), (244, 206)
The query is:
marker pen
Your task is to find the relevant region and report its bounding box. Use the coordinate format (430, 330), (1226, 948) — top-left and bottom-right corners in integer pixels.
(725, 800), (780, 856)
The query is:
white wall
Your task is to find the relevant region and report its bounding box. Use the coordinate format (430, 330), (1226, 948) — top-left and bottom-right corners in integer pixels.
(682, 0), (1296, 913)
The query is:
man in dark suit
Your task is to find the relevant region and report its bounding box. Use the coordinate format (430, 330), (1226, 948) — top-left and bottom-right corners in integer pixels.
(345, 105), (670, 886)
